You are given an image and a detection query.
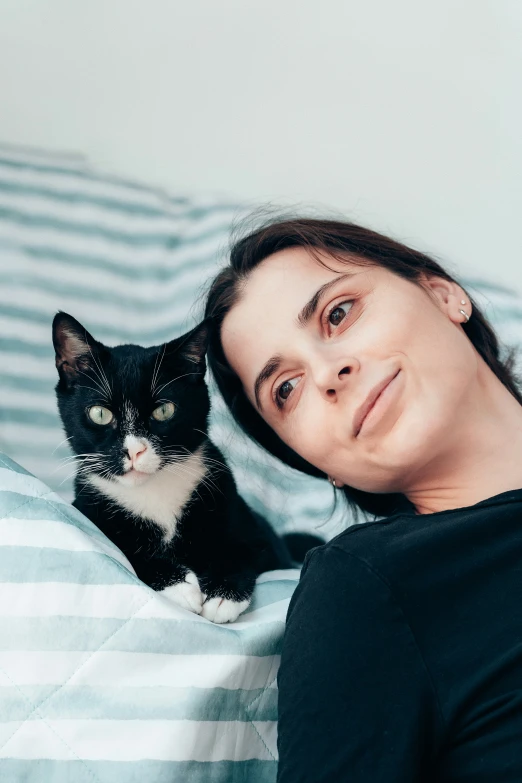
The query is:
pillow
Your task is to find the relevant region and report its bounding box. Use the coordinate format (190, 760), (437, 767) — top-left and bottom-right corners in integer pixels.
(0, 452), (297, 781)
(1, 143), (522, 539)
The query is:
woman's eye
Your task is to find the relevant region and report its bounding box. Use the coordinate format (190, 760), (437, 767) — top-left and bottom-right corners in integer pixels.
(328, 300), (353, 327)
(87, 406), (114, 426)
(276, 377), (300, 406)
(151, 402), (175, 422)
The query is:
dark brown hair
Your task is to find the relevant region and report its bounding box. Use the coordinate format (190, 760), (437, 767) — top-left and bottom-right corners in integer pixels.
(204, 216), (521, 520)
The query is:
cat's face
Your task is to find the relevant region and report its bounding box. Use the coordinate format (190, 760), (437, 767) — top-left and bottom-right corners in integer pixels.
(52, 312), (210, 487)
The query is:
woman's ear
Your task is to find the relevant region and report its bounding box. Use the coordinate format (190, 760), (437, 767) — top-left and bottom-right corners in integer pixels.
(419, 275), (472, 325)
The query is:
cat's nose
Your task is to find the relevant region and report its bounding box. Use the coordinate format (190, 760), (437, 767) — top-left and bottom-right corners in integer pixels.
(125, 439), (148, 464)
(127, 445), (147, 460)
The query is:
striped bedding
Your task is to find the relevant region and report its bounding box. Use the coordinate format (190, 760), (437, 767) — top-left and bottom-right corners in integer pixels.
(0, 452), (297, 781)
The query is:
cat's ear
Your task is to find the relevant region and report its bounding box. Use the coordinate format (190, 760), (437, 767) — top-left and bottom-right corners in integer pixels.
(167, 320), (210, 379)
(52, 312), (105, 387)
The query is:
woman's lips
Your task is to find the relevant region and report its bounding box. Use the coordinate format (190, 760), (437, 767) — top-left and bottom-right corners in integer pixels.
(353, 370), (401, 437)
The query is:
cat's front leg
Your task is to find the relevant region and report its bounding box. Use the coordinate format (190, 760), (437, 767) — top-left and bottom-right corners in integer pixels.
(200, 595), (251, 624)
(199, 571), (257, 624)
(160, 569), (205, 615)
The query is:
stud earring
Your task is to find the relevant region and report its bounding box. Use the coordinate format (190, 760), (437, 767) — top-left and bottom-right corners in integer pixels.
(461, 299), (466, 305)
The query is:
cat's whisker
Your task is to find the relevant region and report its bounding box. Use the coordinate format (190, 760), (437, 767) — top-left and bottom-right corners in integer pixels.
(59, 469), (81, 486)
(154, 372), (200, 396)
(76, 368), (109, 399)
(91, 367), (111, 400)
(86, 340), (113, 399)
(51, 436), (73, 455)
(162, 444), (227, 475)
(74, 456), (106, 467)
(53, 454), (102, 473)
(77, 383), (109, 398)
(52, 462), (81, 475)
(57, 455), (100, 467)
(74, 483), (92, 501)
(75, 459), (109, 474)
(169, 453), (226, 477)
(96, 469), (115, 482)
(160, 449), (192, 459)
(162, 459), (203, 477)
(75, 466), (105, 479)
(162, 466), (222, 503)
(199, 457), (228, 471)
(84, 362), (111, 402)
(151, 343), (167, 397)
(55, 455), (80, 466)
(163, 461), (223, 497)
(58, 452), (98, 460)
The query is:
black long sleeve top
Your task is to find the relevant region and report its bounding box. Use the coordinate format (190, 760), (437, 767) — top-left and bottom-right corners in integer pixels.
(277, 488), (522, 782)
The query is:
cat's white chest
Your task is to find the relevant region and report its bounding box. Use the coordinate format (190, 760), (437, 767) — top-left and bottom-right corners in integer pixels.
(87, 447), (207, 540)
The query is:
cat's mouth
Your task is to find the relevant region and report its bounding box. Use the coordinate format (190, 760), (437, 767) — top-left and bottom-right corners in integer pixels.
(116, 467), (157, 486)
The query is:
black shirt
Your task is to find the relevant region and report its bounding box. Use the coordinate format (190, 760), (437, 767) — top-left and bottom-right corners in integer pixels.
(277, 489), (522, 782)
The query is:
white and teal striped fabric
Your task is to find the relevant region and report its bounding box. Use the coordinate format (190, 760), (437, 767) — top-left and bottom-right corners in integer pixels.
(0, 452), (298, 781)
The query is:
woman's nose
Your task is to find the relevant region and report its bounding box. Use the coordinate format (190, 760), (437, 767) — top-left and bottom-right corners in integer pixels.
(314, 357), (359, 399)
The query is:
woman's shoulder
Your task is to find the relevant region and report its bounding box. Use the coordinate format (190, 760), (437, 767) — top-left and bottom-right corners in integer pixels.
(300, 486), (522, 600)
(287, 521), (420, 642)
(313, 512), (417, 567)
(290, 515), (442, 642)
(300, 509), (447, 596)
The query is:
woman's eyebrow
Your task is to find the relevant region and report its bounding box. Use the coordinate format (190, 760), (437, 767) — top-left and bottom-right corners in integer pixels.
(254, 356), (282, 410)
(296, 272), (356, 327)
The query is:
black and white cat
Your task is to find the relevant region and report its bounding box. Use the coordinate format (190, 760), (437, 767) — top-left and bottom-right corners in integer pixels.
(52, 312), (317, 624)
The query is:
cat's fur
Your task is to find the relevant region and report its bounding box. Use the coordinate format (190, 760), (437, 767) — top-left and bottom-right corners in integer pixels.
(52, 312), (312, 623)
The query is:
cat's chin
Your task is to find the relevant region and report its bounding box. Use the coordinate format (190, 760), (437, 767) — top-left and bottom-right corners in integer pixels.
(115, 469), (155, 487)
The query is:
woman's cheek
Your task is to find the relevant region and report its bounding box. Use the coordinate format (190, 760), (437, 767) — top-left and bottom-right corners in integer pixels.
(291, 400), (328, 463)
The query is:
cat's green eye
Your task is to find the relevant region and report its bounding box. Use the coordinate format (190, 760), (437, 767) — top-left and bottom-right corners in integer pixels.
(87, 406), (114, 426)
(152, 402), (175, 422)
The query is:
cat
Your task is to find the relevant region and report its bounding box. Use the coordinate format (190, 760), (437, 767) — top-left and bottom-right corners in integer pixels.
(52, 312), (320, 624)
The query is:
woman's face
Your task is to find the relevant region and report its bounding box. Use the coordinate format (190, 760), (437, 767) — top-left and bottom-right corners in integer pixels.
(221, 247), (476, 495)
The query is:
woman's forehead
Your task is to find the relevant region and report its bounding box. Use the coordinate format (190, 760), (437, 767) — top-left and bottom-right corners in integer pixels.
(238, 247), (362, 307)
(252, 245), (359, 284)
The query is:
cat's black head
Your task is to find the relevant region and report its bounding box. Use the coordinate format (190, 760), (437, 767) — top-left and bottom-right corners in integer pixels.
(52, 312), (211, 488)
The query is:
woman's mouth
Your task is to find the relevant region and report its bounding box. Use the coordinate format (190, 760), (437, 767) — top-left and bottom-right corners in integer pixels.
(353, 370), (402, 437)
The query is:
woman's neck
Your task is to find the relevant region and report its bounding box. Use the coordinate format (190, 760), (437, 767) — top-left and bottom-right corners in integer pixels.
(406, 367), (522, 515)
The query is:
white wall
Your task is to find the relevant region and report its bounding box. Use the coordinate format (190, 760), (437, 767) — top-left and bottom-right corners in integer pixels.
(0, 0), (521, 287)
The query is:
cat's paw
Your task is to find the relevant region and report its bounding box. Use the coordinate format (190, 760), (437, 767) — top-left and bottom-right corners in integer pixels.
(200, 596), (251, 624)
(161, 571), (204, 615)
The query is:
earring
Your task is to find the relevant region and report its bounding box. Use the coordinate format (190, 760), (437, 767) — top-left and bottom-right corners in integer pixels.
(459, 309), (470, 322)
(328, 476), (337, 488)
(461, 299), (466, 305)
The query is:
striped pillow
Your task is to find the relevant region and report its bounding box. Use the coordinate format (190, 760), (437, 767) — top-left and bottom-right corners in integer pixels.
(1, 143), (522, 538)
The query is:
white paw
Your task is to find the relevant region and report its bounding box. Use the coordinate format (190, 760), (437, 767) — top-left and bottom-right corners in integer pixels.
(200, 596), (251, 624)
(161, 571), (204, 614)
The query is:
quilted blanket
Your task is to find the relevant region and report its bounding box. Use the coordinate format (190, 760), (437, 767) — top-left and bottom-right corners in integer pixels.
(0, 453), (299, 783)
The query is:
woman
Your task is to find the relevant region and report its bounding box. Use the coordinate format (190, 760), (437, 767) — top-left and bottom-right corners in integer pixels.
(205, 218), (522, 782)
